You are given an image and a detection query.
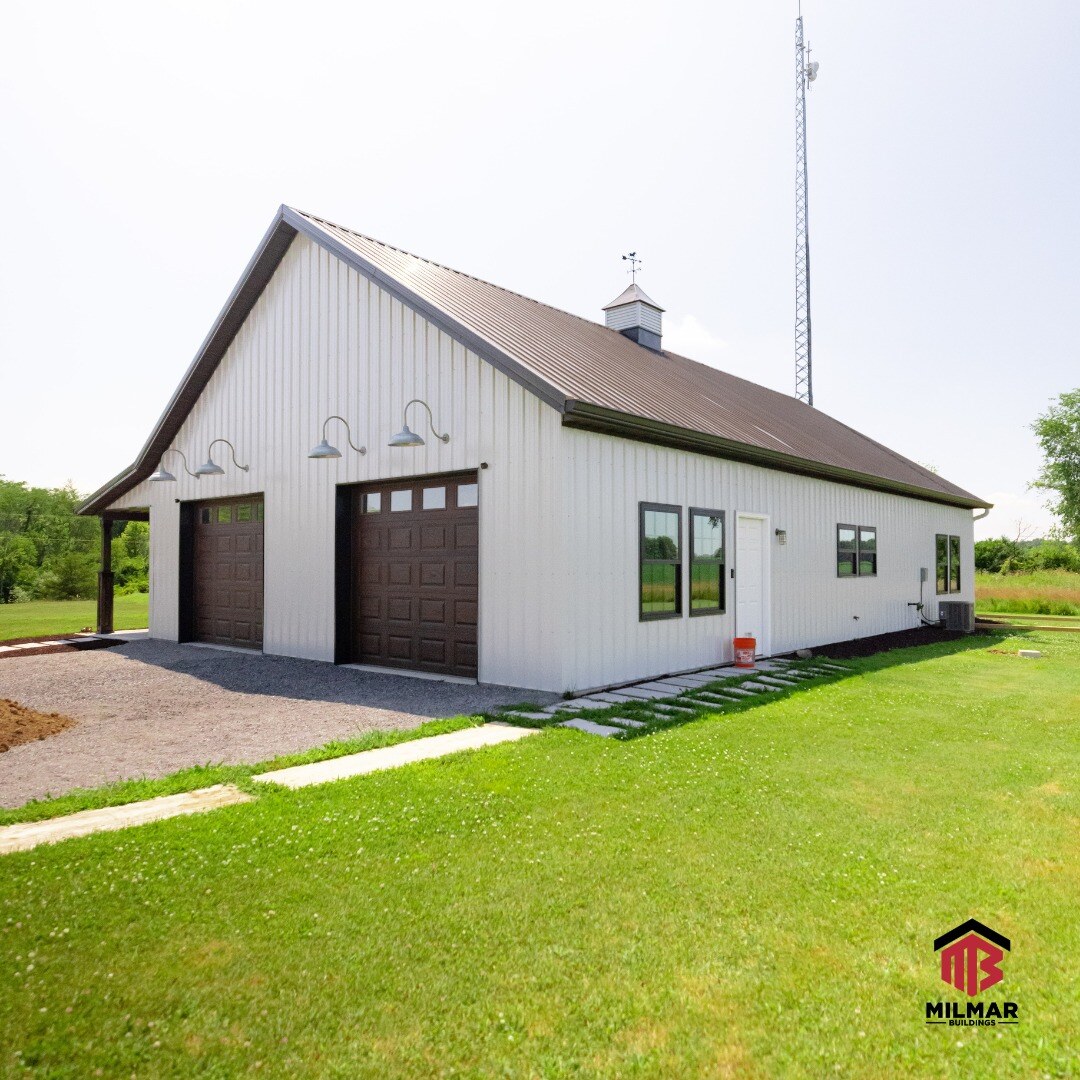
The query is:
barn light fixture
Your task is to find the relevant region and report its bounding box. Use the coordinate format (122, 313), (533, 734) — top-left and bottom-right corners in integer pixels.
(149, 449), (199, 483)
(309, 415), (367, 459)
(389, 399), (450, 448)
(194, 438), (249, 477)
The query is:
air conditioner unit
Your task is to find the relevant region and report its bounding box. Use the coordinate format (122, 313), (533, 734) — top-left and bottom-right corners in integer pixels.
(939, 601), (975, 633)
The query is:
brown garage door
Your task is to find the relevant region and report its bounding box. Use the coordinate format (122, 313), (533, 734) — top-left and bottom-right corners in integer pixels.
(351, 473), (478, 678)
(192, 496), (264, 649)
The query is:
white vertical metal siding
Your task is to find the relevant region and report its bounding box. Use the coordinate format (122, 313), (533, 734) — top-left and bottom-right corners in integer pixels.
(557, 428), (976, 693)
(110, 235), (567, 688)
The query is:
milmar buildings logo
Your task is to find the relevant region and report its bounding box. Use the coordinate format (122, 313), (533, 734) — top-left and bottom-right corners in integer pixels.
(925, 919), (1019, 1026)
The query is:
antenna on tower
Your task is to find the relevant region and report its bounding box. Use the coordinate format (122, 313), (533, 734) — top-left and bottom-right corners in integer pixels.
(622, 251), (642, 283)
(794, 10), (818, 406)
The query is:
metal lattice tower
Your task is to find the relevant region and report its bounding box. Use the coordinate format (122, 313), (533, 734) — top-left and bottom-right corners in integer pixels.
(794, 14), (814, 406)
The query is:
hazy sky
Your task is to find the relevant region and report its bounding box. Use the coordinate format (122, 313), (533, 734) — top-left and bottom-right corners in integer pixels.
(2, 1), (1076, 539)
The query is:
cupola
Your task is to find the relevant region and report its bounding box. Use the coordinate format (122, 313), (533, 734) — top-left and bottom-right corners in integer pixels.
(602, 283), (664, 351)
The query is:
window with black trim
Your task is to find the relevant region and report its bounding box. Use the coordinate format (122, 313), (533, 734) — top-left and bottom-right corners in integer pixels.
(936, 534), (961, 594)
(858, 526), (877, 576)
(837, 523), (877, 577)
(689, 508), (725, 615)
(640, 503), (681, 619)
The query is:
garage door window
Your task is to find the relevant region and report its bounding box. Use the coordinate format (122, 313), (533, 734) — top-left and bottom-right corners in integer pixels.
(362, 493), (381, 513)
(390, 490), (412, 512)
(457, 483), (478, 507)
(423, 486), (446, 510)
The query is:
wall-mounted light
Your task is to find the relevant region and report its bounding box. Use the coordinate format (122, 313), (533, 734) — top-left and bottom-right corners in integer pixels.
(194, 438), (249, 477)
(775, 528), (788, 545)
(309, 415), (367, 459)
(389, 399), (450, 449)
(149, 449), (200, 483)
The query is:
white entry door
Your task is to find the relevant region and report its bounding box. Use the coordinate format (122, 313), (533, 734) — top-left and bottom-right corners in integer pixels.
(735, 513), (770, 656)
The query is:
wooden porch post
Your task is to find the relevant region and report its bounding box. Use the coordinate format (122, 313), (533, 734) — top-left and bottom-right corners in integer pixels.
(96, 515), (115, 635)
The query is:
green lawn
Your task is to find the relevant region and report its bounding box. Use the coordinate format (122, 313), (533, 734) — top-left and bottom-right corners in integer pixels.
(0, 593), (148, 641)
(1, 632), (1077, 1077)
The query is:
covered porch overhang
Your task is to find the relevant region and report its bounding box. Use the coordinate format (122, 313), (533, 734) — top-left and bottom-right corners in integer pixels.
(96, 508), (149, 634)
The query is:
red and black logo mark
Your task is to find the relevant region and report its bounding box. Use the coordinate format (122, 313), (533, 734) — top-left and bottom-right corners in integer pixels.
(926, 919), (1019, 1026)
(935, 919), (1010, 996)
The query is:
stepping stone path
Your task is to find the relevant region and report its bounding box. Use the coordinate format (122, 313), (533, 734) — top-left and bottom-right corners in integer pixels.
(498, 658), (855, 736)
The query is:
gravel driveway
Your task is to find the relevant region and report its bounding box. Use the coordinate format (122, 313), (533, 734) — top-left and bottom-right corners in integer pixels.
(0, 640), (555, 808)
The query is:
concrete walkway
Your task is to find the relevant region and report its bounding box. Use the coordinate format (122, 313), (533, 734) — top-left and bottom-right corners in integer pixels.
(1, 723), (539, 854)
(252, 722), (538, 789)
(0, 784), (251, 854)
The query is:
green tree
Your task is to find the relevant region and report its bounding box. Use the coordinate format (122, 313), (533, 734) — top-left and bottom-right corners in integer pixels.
(0, 476), (149, 603)
(0, 534), (37, 603)
(1032, 389), (1080, 543)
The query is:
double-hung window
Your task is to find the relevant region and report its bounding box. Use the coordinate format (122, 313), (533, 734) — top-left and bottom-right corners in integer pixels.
(837, 524), (877, 577)
(936, 534), (961, 594)
(640, 503), (682, 619)
(689, 509), (725, 615)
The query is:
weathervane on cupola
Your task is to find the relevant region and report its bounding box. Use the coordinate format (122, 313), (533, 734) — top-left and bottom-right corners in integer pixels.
(604, 252), (664, 352)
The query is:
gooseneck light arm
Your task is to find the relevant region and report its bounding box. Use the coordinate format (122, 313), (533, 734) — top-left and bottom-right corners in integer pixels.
(323, 415), (367, 454)
(207, 438), (249, 472)
(163, 448), (200, 477)
(404, 399), (450, 443)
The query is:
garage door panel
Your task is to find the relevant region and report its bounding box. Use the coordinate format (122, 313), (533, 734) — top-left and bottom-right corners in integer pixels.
(419, 598), (445, 623)
(351, 474), (478, 677)
(420, 525), (447, 549)
(387, 597), (413, 622)
(388, 561), (412, 586)
(191, 496), (264, 650)
(454, 600), (478, 626)
(419, 638), (446, 663)
(387, 635), (412, 659)
(454, 561), (478, 588)
(454, 522), (479, 548)
(420, 563), (446, 586)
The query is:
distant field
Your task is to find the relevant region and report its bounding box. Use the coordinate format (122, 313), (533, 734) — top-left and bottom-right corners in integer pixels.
(975, 569), (1080, 617)
(0, 593), (149, 641)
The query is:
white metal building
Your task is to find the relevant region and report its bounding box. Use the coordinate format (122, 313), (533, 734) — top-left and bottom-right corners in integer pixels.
(81, 207), (989, 693)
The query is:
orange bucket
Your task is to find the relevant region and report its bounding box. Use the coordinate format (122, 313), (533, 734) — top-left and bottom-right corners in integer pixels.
(734, 636), (757, 668)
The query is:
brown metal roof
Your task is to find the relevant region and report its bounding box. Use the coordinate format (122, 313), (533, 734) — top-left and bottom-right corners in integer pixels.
(79, 206), (989, 514)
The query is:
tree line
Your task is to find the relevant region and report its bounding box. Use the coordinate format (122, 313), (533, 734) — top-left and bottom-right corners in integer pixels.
(0, 477), (148, 604)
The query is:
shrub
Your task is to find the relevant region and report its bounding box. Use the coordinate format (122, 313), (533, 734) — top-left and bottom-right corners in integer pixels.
(975, 537), (1025, 573)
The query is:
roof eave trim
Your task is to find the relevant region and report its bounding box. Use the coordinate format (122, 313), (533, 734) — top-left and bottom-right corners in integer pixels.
(562, 401), (993, 511)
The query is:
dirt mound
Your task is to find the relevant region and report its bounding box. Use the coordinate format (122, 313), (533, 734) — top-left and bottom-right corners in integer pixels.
(0, 699), (76, 752)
